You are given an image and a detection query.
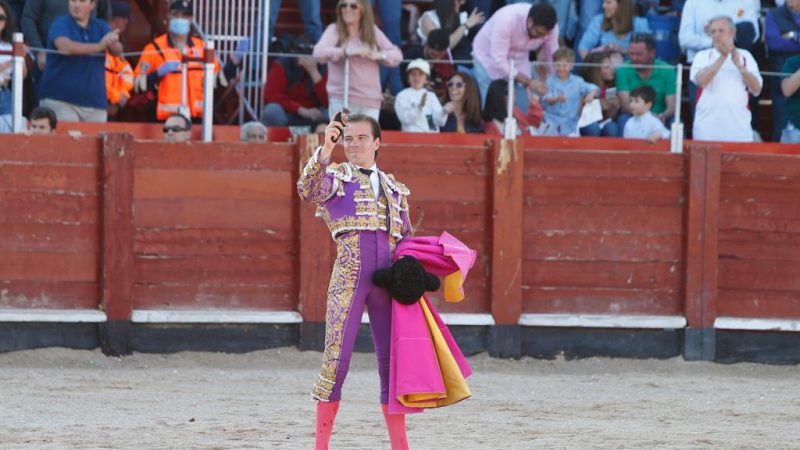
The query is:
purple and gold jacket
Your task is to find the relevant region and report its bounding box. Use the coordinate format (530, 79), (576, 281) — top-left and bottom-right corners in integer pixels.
(297, 147), (412, 241)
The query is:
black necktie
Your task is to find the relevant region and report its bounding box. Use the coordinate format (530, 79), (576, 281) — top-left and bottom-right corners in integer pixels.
(359, 168), (373, 176)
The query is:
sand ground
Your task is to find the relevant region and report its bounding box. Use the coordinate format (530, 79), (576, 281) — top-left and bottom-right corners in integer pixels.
(1, 347), (799, 449)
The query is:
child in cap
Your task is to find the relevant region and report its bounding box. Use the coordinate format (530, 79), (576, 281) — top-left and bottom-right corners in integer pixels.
(623, 85), (670, 143)
(394, 58), (447, 132)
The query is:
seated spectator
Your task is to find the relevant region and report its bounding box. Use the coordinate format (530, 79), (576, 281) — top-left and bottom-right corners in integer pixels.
(22, 0), (111, 72)
(163, 113), (191, 142)
(262, 36), (328, 127)
(0, 0), (26, 132)
(403, 28), (455, 100)
(615, 33), (676, 132)
(765, 0), (800, 141)
(39, 0), (122, 123)
(441, 71), (484, 133)
(312, 0), (402, 121)
(678, 0), (760, 64)
(578, 0), (650, 59)
(395, 59), (446, 132)
(539, 48), (598, 136)
(241, 121), (267, 143)
(472, 2), (558, 113)
(417, 0), (485, 62)
(780, 54), (800, 143)
(690, 16), (762, 142)
(623, 85), (669, 143)
(482, 78), (530, 136)
(578, 50), (620, 136)
(105, 1), (133, 119)
(28, 106), (56, 134)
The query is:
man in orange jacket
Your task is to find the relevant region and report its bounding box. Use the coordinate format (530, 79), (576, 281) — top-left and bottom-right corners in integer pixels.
(133, 0), (222, 121)
(106, 1), (133, 117)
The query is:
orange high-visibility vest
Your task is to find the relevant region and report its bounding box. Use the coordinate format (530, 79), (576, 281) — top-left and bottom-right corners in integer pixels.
(105, 53), (134, 106)
(134, 34), (220, 120)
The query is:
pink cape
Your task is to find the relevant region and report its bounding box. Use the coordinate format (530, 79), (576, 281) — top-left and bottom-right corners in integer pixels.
(388, 232), (477, 414)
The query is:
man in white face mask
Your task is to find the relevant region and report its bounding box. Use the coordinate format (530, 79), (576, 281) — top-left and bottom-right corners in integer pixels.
(133, 0), (223, 122)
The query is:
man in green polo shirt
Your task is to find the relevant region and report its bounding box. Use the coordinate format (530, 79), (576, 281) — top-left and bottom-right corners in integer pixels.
(616, 33), (677, 132)
(780, 55), (800, 143)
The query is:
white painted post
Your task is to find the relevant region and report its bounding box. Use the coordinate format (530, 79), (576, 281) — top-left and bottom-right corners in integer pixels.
(504, 59), (516, 139)
(11, 33), (24, 133)
(343, 57), (350, 110)
(202, 41), (216, 142)
(670, 63), (684, 154)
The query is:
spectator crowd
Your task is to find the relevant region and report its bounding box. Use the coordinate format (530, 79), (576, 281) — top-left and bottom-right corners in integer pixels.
(5, 0), (800, 143)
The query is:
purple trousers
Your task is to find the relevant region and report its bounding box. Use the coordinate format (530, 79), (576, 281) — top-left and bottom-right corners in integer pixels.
(312, 230), (394, 404)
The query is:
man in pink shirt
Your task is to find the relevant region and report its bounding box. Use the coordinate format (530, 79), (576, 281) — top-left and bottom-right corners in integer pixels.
(472, 2), (559, 114)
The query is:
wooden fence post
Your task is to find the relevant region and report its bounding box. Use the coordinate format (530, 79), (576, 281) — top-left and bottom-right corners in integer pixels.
(683, 145), (721, 361)
(296, 134), (335, 351)
(489, 138), (524, 358)
(100, 133), (135, 356)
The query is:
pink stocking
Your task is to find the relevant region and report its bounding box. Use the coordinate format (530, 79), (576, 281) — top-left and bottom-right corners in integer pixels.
(381, 404), (410, 450)
(315, 400), (340, 450)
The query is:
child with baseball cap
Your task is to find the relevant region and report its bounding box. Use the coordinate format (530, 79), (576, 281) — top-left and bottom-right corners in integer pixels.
(394, 58), (447, 132)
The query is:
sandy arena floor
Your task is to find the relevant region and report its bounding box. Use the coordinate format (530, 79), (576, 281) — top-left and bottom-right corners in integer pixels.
(1, 347), (799, 449)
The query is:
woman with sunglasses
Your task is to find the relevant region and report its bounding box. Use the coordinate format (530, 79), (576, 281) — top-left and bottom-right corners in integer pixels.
(578, 0), (650, 60)
(0, 0), (24, 132)
(313, 0), (402, 121)
(441, 72), (483, 133)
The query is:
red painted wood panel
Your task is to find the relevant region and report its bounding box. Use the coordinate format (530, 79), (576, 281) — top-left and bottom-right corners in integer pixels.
(134, 255), (294, 285)
(0, 164), (98, 193)
(523, 232), (683, 262)
(523, 136), (670, 152)
(0, 252), (97, 281)
(134, 142), (295, 171)
(0, 136), (100, 165)
(0, 280), (98, 309)
(380, 145), (489, 176)
(134, 229), (294, 257)
(134, 198), (291, 230)
(523, 178), (685, 206)
(524, 151), (685, 179)
(401, 174), (487, 202)
(0, 191), (99, 224)
(410, 201), (488, 232)
(722, 153), (800, 177)
(524, 261), (682, 290)
(0, 223), (98, 253)
(719, 240), (800, 262)
(523, 205), (684, 234)
(133, 284), (295, 310)
(717, 289), (800, 318)
(523, 287), (682, 315)
(134, 169), (292, 200)
(718, 260), (800, 292)
(720, 176), (800, 204)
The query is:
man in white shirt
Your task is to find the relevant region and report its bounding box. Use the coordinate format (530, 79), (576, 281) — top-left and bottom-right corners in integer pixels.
(690, 15), (762, 142)
(679, 0), (761, 63)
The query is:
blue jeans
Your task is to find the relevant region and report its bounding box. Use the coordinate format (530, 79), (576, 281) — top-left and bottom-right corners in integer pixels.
(781, 123), (800, 144)
(269, 0), (322, 41)
(372, 0), (403, 94)
(474, 59), (530, 114)
(580, 120), (620, 137)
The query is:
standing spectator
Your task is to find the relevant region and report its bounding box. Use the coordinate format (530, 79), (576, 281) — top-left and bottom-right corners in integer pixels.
(578, 0), (650, 59)
(441, 71), (483, 133)
(779, 54), (800, 143)
(162, 113), (191, 142)
(134, 1), (221, 122)
(28, 105), (57, 134)
(313, 0), (402, 121)
(261, 37), (328, 127)
(765, 0), (800, 141)
(472, 2), (559, 113)
(417, 0), (485, 63)
(241, 121), (267, 143)
(105, 1), (132, 119)
(268, 0), (322, 42)
(623, 84), (670, 142)
(0, 0), (25, 132)
(539, 47), (598, 136)
(403, 28), (454, 100)
(690, 16), (762, 142)
(39, 0), (121, 123)
(395, 58), (446, 132)
(22, 0), (111, 71)
(615, 32), (676, 131)
(578, 50), (621, 136)
(678, 0), (761, 64)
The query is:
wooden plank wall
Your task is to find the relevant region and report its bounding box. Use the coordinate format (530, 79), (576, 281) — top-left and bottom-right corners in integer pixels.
(520, 148), (687, 316)
(378, 142), (492, 314)
(717, 152), (800, 318)
(131, 141), (298, 311)
(0, 136), (102, 309)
